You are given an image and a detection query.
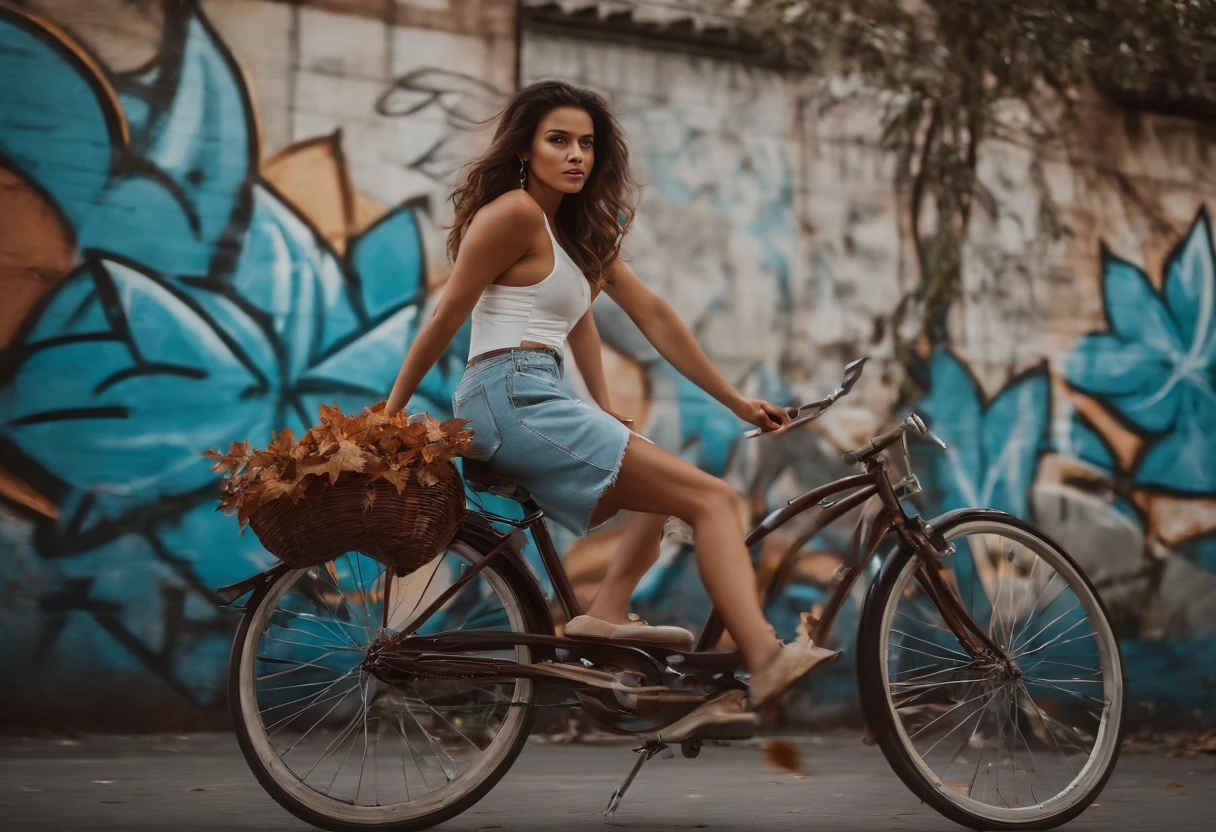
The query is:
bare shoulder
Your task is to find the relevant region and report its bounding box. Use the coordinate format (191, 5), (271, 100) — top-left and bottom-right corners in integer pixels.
(469, 190), (544, 239)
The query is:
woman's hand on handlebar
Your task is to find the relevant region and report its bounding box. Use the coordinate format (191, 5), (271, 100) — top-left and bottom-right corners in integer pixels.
(732, 397), (791, 433)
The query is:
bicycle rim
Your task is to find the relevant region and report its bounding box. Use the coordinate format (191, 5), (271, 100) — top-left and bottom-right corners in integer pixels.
(877, 519), (1124, 828)
(233, 541), (535, 828)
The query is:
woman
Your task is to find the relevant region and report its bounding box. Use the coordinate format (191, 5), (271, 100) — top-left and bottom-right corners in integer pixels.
(386, 80), (836, 730)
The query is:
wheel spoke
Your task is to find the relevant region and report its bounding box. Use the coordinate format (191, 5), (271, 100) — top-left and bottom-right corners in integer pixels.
(1014, 602), (1084, 656)
(409, 682), (488, 752)
(890, 627), (970, 660)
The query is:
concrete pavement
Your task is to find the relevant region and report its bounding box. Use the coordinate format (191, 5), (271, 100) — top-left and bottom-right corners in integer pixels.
(2, 731), (1212, 831)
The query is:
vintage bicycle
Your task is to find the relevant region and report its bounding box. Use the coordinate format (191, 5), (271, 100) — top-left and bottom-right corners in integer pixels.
(218, 357), (1126, 831)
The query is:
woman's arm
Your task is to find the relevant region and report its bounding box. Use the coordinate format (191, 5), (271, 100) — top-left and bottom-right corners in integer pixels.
(602, 259), (788, 431)
(385, 192), (540, 414)
(566, 299), (613, 411)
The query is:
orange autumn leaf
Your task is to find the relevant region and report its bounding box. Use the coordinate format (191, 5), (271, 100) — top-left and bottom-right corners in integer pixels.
(270, 428), (294, 454)
(760, 739), (802, 774)
(318, 402), (345, 426)
(425, 414), (446, 442)
(204, 401), (474, 522)
(260, 477), (305, 504)
(369, 467), (409, 493)
(297, 439), (372, 485)
(202, 439), (253, 475)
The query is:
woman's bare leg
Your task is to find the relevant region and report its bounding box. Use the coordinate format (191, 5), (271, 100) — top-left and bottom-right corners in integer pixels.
(588, 439), (781, 675)
(583, 511), (667, 624)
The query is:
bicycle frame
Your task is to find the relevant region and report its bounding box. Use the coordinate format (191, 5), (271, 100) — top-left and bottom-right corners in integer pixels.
(384, 451), (1012, 671)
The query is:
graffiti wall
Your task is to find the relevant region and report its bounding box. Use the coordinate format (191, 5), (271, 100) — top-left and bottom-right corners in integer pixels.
(0, 0), (515, 728)
(2, 0), (1215, 730)
(520, 19), (1216, 724)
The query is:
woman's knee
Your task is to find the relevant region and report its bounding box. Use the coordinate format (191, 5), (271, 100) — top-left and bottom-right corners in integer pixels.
(686, 478), (739, 524)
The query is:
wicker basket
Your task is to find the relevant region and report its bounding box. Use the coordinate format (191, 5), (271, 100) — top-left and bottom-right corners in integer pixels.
(248, 461), (466, 572)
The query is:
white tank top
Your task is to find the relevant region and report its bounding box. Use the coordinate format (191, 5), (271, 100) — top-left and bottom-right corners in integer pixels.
(467, 212), (592, 360)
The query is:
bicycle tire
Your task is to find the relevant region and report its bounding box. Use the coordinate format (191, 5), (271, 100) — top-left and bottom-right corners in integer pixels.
(228, 535), (552, 832)
(857, 509), (1127, 831)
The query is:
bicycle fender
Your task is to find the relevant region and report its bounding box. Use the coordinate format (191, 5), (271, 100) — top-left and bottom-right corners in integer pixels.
(216, 563), (291, 608)
(856, 507), (1016, 743)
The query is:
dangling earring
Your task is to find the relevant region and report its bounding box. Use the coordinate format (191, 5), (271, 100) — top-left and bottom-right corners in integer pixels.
(518, 158), (528, 190)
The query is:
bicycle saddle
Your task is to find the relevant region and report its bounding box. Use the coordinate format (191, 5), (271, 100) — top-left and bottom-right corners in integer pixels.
(461, 459), (533, 503)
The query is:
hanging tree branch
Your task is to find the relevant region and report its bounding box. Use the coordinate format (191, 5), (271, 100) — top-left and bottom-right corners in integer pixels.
(725, 0), (1216, 400)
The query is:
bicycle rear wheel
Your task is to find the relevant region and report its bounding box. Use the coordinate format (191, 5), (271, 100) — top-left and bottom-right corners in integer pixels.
(858, 511), (1126, 831)
(229, 539), (546, 831)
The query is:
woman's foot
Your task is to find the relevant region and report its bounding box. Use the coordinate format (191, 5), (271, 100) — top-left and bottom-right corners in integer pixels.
(747, 633), (840, 708)
(565, 613), (695, 650)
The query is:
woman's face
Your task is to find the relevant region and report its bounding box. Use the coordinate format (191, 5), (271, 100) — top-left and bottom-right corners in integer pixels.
(523, 106), (595, 195)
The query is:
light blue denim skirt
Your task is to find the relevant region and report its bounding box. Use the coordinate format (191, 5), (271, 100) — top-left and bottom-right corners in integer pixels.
(452, 349), (633, 536)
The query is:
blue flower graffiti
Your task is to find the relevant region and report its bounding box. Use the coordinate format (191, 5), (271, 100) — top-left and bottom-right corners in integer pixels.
(0, 3), (459, 713)
(911, 348), (1052, 520)
(1065, 210), (1216, 495)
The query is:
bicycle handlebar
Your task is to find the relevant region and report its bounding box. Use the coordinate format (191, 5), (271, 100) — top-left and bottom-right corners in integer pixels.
(740, 356), (948, 464)
(842, 413), (948, 466)
(841, 421), (909, 465)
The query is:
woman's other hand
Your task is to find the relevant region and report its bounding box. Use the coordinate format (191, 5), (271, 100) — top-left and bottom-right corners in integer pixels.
(732, 398), (791, 432)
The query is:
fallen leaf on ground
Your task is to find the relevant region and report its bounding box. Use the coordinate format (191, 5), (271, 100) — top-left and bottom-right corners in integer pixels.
(101, 800), (123, 804)
(188, 786), (206, 792)
(760, 738), (802, 773)
(1166, 781), (1188, 788)
(91, 780), (116, 785)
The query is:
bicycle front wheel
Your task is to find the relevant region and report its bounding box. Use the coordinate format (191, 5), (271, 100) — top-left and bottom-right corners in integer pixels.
(858, 511), (1126, 831)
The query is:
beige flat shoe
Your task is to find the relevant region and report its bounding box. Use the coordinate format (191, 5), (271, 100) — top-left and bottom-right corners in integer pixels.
(747, 633), (840, 708)
(565, 613), (696, 651)
(653, 690), (758, 742)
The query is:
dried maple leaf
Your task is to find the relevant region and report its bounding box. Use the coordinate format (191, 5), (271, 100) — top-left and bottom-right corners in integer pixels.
(760, 739), (802, 774)
(439, 417), (472, 437)
(298, 439), (371, 484)
(201, 440), (252, 475)
(269, 428), (293, 453)
(416, 463), (442, 487)
(318, 402), (344, 426)
(398, 423), (428, 447)
(377, 436), (403, 456)
(425, 415), (447, 442)
(370, 468), (409, 493)
(260, 477), (305, 505)
(235, 489), (264, 529)
(363, 457), (390, 477)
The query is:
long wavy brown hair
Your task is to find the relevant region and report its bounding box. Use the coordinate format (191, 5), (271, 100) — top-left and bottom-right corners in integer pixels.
(447, 80), (639, 289)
